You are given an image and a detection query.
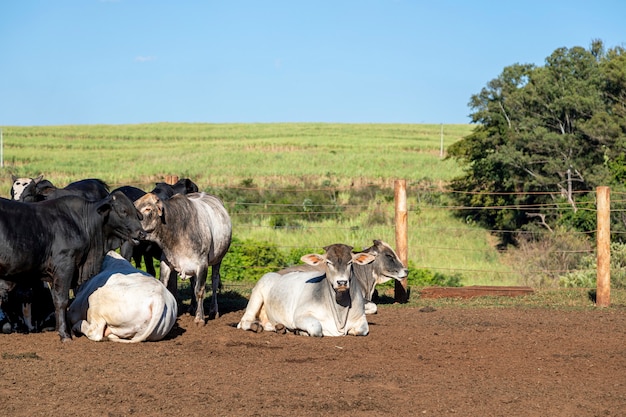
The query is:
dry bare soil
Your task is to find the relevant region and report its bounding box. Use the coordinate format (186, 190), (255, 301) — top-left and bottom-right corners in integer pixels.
(1, 302), (625, 417)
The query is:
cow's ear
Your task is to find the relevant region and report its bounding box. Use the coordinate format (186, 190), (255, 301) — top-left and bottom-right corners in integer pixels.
(34, 174), (44, 184)
(96, 194), (114, 215)
(11, 174), (17, 182)
(353, 252), (375, 265)
(155, 199), (164, 219)
(301, 253), (325, 266)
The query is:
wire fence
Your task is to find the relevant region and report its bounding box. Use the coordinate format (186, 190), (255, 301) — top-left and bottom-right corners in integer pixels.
(194, 182), (614, 289)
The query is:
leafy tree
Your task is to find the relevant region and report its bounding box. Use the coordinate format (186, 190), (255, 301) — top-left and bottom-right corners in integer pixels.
(448, 41), (626, 243)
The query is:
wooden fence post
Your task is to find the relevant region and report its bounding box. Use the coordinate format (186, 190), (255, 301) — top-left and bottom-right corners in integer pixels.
(394, 180), (408, 303)
(165, 175), (179, 185)
(596, 186), (611, 307)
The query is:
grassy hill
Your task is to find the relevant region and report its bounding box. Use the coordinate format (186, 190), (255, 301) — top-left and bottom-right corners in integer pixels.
(0, 122), (517, 285)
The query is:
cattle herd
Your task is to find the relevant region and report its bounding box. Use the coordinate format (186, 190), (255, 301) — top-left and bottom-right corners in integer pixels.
(0, 175), (408, 342)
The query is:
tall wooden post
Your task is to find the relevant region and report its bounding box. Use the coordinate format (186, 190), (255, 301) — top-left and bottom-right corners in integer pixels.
(596, 186), (611, 307)
(394, 180), (408, 303)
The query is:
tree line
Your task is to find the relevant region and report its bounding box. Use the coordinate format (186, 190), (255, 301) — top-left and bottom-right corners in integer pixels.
(447, 39), (626, 245)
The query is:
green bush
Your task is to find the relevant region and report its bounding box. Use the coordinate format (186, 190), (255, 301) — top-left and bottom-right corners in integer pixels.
(222, 237), (467, 287)
(559, 242), (626, 289)
(408, 265), (463, 287)
(502, 227), (593, 288)
(221, 237), (287, 281)
(221, 237), (323, 282)
(376, 262), (463, 290)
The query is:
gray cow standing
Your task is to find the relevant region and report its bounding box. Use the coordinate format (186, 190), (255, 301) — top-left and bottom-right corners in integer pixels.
(134, 192), (232, 324)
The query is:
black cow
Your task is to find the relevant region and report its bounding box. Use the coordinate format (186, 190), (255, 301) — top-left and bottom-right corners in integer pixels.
(152, 178), (199, 199)
(0, 191), (145, 341)
(134, 192), (232, 323)
(8, 176), (110, 332)
(14, 176), (109, 202)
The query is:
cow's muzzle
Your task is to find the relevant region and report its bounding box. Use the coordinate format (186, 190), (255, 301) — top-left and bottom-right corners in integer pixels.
(335, 280), (349, 292)
(129, 230), (146, 245)
(137, 230), (147, 241)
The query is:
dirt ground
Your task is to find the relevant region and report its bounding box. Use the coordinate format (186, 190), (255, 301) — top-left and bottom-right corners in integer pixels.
(1, 300), (625, 417)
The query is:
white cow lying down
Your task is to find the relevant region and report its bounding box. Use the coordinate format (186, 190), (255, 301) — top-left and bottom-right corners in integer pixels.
(68, 251), (177, 343)
(238, 244), (375, 337)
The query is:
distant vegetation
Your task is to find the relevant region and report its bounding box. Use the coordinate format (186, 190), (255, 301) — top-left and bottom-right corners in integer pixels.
(1, 123), (470, 190)
(4, 42), (625, 292)
(2, 122), (509, 287)
(2, 119), (619, 289)
(448, 40), (626, 244)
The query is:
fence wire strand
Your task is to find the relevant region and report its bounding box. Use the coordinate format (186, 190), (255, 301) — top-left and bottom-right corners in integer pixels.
(217, 184), (612, 286)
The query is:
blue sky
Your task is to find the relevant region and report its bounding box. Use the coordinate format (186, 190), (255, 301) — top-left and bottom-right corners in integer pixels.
(1, 0), (624, 126)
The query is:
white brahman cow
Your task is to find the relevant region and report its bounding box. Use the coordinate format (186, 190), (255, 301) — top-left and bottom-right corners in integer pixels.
(238, 243), (375, 337)
(278, 239), (408, 314)
(68, 251), (177, 343)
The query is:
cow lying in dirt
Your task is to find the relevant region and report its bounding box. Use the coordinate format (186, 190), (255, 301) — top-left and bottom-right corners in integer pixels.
(238, 244), (374, 337)
(278, 239), (408, 314)
(68, 251), (177, 343)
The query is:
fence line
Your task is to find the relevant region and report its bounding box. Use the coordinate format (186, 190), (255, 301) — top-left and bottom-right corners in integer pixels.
(160, 176), (617, 304)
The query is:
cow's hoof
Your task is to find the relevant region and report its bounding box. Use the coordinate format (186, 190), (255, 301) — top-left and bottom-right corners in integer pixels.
(1, 321), (12, 334)
(250, 322), (263, 333)
(274, 324), (286, 334)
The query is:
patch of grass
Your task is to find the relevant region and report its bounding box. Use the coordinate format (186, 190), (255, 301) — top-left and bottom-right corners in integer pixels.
(0, 123), (473, 193)
(405, 287), (626, 310)
(186, 281), (626, 313)
(2, 352), (42, 360)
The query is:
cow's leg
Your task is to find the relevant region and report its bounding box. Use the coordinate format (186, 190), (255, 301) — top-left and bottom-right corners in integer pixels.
(0, 279), (16, 333)
(159, 260), (179, 302)
(143, 252), (156, 277)
(74, 319), (107, 342)
(50, 274), (72, 342)
(237, 287), (266, 333)
(364, 301), (378, 315)
(208, 262), (222, 320)
(188, 275), (197, 315)
(293, 315), (323, 337)
(258, 306), (272, 331)
(347, 313), (370, 336)
(119, 241), (134, 262)
(0, 309), (10, 334)
(192, 266), (209, 325)
(21, 302), (35, 332)
(0, 305), (10, 334)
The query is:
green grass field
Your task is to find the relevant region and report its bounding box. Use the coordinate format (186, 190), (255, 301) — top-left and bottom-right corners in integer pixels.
(1, 123), (470, 189)
(1, 122), (520, 286)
